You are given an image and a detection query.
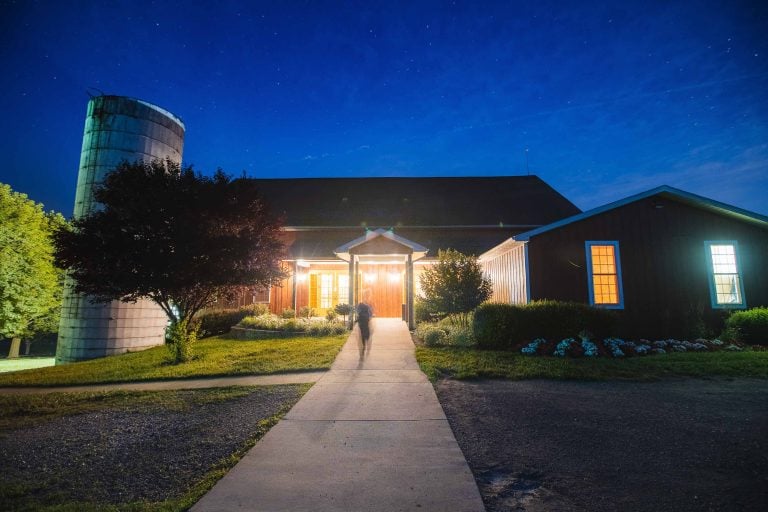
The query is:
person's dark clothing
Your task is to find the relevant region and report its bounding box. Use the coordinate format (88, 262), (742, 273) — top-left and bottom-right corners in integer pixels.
(356, 302), (372, 342)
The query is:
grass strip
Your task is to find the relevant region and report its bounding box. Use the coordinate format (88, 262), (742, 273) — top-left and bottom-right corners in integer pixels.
(0, 334), (347, 387)
(416, 346), (768, 381)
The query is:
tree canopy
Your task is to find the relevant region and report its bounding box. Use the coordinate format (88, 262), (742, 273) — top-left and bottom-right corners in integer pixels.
(0, 183), (65, 352)
(54, 160), (286, 361)
(419, 249), (492, 326)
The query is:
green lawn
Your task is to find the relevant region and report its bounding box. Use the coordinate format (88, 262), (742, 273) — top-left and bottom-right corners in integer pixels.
(416, 346), (768, 381)
(0, 333), (347, 387)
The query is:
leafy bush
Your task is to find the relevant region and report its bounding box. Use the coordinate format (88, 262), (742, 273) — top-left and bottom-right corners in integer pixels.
(196, 304), (270, 338)
(325, 309), (338, 321)
(424, 328), (448, 347)
(415, 316), (475, 347)
(281, 308), (296, 319)
(473, 300), (616, 350)
(298, 306), (315, 318)
(724, 307), (768, 345)
(419, 249), (492, 327)
(334, 303), (352, 322)
(415, 298), (441, 323)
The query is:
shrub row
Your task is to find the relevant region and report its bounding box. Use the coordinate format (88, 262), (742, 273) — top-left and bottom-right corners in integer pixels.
(724, 307), (768, 345)
(196, 304), (270, 338)
(473, 300), (616, 350)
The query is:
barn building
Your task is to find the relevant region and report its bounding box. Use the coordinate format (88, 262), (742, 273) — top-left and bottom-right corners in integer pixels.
(479, 186), (768, 339)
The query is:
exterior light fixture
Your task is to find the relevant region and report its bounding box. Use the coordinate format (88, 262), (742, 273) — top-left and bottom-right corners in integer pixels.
(388, 272), (400, 283)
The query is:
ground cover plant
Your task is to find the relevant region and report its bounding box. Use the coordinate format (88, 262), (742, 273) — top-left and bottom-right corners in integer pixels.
(0, 333), (346, 387)
(0, 385), (309, 511)
(415, 346), (768, 381)
(519, 336), (746, 358)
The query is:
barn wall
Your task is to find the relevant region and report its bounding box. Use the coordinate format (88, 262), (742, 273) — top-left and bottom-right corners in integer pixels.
(527, 195), (768, 339)
(481, 244), (528, 304)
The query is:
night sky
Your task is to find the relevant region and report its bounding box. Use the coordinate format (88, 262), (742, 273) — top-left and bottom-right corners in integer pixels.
(1, 0), (766, 217)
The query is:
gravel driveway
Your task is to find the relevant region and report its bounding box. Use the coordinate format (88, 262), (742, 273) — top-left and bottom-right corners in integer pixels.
(0, 385), (306, 508)
(436, 378), (768, 512)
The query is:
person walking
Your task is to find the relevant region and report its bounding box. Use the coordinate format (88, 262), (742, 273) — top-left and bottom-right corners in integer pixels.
(356, 289), (374, 345)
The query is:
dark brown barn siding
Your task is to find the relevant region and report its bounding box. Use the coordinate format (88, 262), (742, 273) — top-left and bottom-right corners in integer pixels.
(527, 195), (768, 339)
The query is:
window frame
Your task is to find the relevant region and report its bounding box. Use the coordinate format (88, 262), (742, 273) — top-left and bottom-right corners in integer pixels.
(704, 240), (747, 309)
(585, 241), (625, 309)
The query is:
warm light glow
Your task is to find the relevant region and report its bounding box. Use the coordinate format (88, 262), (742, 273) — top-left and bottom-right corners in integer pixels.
(297, 273), (307, 283)
(388, 272), (401, 283)
(296, 259), (310, 268)
(709, 244), (742, 304)
(590, 245), (619, 305)
(364, 272), (377, 283)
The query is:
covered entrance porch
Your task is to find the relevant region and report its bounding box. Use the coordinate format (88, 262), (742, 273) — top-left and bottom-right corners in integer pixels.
(335, 229), (427, 329)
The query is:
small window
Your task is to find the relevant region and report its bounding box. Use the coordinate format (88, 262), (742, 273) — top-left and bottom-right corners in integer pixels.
(705, 242), (746, 308)
(585, 241), (624, 309)
(320, 274), (334, 308)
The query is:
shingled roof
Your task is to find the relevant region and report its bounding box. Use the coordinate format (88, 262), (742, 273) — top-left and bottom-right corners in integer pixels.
(253, 175), (580, 228)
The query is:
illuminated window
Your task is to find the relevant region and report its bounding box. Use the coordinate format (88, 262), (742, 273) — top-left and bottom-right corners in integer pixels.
(320, 274), (334, 308)
(705, 242), (745, 308)
(585, 241), (624, 308)
(338, 274), (349, 304)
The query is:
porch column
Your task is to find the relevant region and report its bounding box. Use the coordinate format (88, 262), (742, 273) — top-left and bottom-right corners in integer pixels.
(291, 260), (298, 313)
(407, 253), (415, 330)
(348, 255), (355, 329)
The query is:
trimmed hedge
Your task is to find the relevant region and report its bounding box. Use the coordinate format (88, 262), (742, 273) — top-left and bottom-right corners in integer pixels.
(473, 300), (616, 350)
(196, 304), (270, 338)
(724, 307), (768, 345)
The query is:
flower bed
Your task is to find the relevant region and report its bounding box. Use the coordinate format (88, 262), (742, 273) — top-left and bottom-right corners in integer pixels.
(234, 314), (347, 337)
(520, 337), (745, 358)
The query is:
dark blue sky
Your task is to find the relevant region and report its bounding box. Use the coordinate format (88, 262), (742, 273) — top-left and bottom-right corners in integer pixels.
(1, 0), (766, 216)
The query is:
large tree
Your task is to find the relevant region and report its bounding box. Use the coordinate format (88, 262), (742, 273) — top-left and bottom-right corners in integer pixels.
(419, 249), (492, 327)
(0, 184), (65, 358)
(54, 160), (286, 362)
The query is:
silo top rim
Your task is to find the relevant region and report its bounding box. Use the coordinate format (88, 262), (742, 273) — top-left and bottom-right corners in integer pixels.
(94, 94), (185, 130)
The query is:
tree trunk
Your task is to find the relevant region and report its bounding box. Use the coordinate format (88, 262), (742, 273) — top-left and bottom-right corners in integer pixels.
(8, 337), (21, 359)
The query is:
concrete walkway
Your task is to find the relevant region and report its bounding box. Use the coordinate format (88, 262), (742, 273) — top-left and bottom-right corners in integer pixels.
(192, 318), (484, 512)
(0, 371), (325, 395)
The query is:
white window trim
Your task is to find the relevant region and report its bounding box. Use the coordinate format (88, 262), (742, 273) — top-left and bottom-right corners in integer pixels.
(704, 241), (747, 309)
(585, 241), (625, 309)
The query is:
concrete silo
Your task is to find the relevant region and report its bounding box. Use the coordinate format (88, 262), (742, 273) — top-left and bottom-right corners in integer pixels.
(56, 96), (185, 364)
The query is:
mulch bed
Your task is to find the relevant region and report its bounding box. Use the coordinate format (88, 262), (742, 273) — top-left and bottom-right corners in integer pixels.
(0, 385), (305, 508)
(436, 378), (768, 512)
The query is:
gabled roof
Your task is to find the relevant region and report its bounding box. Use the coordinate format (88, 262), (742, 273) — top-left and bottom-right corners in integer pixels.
(253, 175), (580, 228)
(334, 228), (428, 261)
(514, 185), (768, 241)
